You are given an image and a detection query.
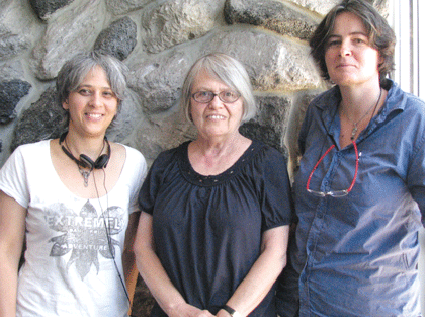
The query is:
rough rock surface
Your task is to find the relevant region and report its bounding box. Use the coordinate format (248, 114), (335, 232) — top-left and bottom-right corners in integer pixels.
(105, 0), (154, 15)
(224, 0), (319, 39)
(29, 0), (105, 80)
(128, 51), (193, 114)
(201, 29), (322, 91)
(10, 86), (67, 152)
(29, 0), (75, 20)
(0, 0), (40, 61)
(287, 0), (341, 15)
(0, 61), (25, 81)
(94, 17), (138, 61)
(141, 0), (223, 53)
(0, 80), (31, 125)
(0, 26), (30, 60)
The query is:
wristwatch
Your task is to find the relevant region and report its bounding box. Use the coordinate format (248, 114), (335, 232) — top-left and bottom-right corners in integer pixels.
(222, 305), (242, 317)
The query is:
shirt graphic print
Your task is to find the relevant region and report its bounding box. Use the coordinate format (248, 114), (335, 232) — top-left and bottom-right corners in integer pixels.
(45, 200), (125, 279)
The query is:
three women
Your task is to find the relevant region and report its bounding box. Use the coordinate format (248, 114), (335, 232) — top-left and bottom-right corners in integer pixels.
(2, 0), (424, 315)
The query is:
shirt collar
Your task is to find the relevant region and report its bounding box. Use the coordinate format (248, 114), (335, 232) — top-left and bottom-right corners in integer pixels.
(318, 79), (404, 139)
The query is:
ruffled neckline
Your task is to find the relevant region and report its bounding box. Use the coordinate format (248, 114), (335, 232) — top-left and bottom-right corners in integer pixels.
(178, 140), (261, 186)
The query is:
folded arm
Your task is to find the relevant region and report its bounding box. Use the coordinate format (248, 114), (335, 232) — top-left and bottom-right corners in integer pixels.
(217, 225), (290, 317)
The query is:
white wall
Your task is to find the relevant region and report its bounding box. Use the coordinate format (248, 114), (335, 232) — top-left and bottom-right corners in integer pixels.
(390, 0), (425, 314)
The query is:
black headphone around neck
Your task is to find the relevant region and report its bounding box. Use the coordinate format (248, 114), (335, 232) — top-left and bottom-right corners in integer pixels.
(59, 132), (111, 170)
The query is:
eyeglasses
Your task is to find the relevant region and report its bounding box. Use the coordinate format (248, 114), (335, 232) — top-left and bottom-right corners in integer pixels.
(191, 90), (241, 103)
(306, 140), (359, 197)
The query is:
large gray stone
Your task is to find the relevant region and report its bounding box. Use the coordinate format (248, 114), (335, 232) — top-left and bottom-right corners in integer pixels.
(135, 107), (197, 164)
(0, 79), (31, 125)
(105, 89), (146, 149)
(127, 51), (193, 113)
(10, 86), (67, 152)
(240, 94), (292, 154)
(201, 29), (322, 91)
(30, 0), (106, 80)
(284, 90), (323, 176)
(94, 17), (138, 61)
(288, 0), (388, 16)
(224, 0), (319, 40)
(29, 0), (75, 20)
(0, 0), (14, 9)
(0, 27), (30, 60)
(0, 60), (25, 81)
(254, 94), (291, 137)
(141, 0), (224, 53)
(105, 0), (153, 15)
(0, 0), (39, 60)
(240, 121), (283, 153)
(287, 0), (341, 15)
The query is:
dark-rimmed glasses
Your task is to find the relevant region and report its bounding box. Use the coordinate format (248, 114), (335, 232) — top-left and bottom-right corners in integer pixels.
(191, 90), (241, 103)
(306, 140), (359, 197)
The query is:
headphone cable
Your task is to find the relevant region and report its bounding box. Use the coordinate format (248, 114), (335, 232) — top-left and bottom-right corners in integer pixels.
(93, 169), (131, 305)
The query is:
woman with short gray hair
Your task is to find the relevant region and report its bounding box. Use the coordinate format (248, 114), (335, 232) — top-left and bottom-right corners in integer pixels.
(135, 52), (293, 317)
(0, 51), (147, 316)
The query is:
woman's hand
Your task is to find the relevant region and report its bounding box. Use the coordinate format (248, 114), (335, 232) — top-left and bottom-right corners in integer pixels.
(222, 225), (290, 316)
(167, 302), (215, 317)
(135, 213), (215, 317)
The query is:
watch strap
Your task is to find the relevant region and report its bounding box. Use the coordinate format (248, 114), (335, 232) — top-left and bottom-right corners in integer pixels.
(222, 305), (242, 317)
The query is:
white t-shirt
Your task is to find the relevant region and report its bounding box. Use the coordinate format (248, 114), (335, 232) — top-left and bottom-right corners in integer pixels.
(0, 140), (147, 317)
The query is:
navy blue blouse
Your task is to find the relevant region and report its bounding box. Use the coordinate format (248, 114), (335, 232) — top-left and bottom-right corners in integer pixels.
(139, 140), (292, 316)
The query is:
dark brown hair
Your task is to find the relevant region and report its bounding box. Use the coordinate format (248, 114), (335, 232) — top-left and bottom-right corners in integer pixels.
(309, 0), (396, 85)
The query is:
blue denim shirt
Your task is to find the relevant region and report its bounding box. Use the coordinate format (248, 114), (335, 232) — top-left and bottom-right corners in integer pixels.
(289, 80), (425, 316)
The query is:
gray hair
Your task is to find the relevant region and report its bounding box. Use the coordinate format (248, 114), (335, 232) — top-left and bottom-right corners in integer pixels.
(56, 51), (128, 126)
(181, 53), (256, 124)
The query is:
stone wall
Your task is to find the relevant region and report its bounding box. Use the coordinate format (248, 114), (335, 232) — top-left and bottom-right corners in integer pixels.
(0, 0), (388, 315)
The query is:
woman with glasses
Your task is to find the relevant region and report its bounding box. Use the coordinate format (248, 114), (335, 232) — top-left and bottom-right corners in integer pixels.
(277, 0), (425, 316)
(135, 53), (293, 317)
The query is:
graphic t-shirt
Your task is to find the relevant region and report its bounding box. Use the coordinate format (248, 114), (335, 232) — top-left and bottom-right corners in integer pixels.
(0, 140), (147, 317)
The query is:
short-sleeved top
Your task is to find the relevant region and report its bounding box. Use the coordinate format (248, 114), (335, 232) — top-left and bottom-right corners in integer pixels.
(291, 80), (425, 316)
(138, 140), (292, 316)
(0, 140), (147, 317)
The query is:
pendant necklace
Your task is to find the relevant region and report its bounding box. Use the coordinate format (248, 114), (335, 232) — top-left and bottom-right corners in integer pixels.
(78, 167), (91, 187)
(346, 88), (382, 140)
(64, 137), (105, 187)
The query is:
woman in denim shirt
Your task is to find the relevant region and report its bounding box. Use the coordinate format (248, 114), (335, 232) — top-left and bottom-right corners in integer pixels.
(277, 0), (425, 316)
